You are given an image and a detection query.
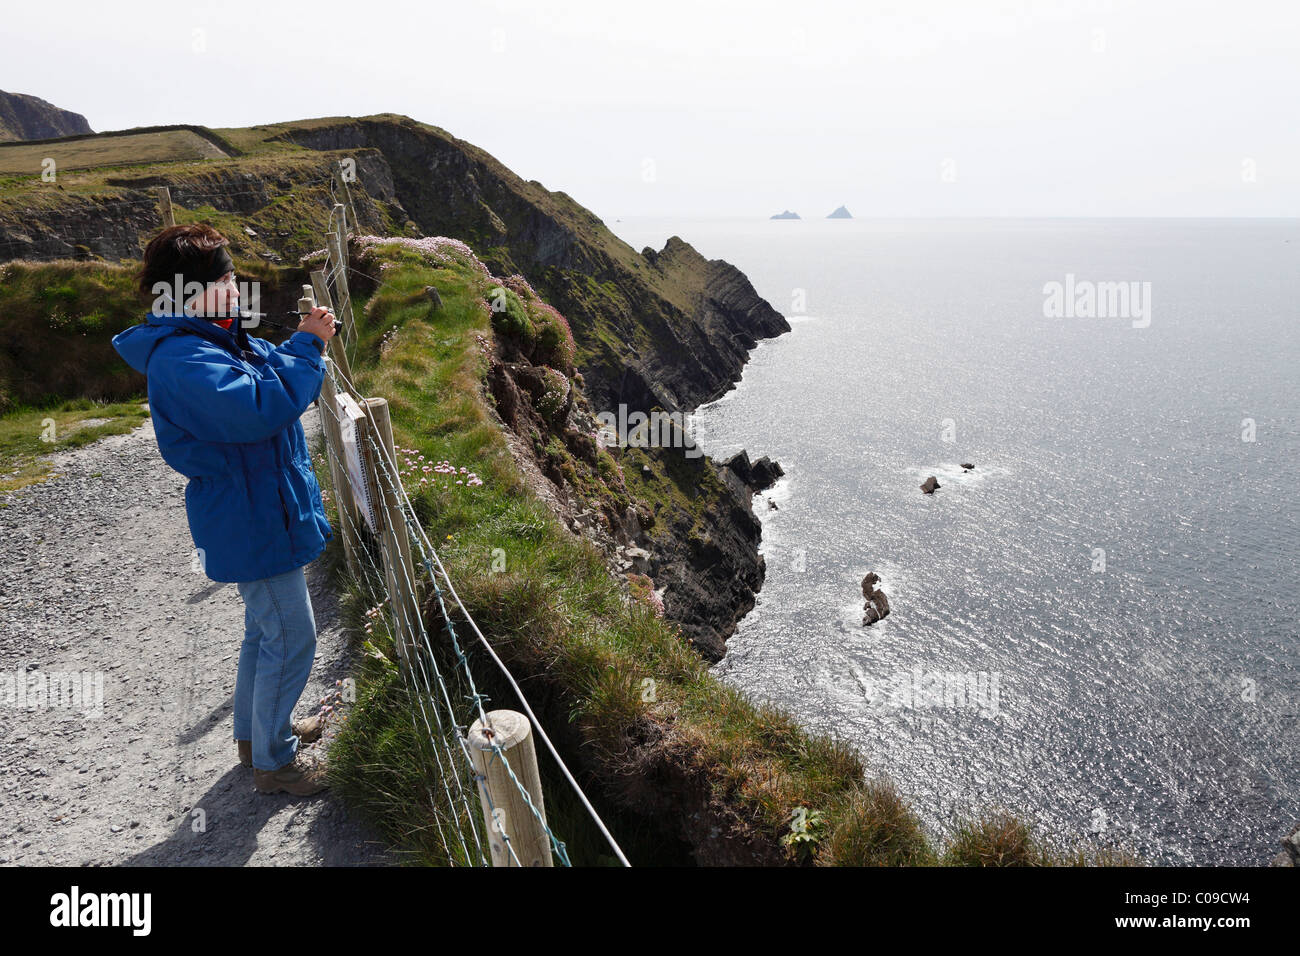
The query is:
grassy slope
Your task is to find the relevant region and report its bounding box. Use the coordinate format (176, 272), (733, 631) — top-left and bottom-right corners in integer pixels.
(0, 129), (227, 175)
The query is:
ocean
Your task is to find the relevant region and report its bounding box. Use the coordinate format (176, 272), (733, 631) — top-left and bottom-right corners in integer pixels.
(609, 216), (1299, 865)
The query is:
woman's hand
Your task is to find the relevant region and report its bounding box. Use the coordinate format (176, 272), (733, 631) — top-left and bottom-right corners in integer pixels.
(298, 307), (337, 343)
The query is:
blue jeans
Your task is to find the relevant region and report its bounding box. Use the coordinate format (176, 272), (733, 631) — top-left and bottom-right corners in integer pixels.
(233, 566), (318, 771)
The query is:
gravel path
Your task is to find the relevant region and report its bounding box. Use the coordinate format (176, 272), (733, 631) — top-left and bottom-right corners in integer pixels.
(0, 404), (396, 866)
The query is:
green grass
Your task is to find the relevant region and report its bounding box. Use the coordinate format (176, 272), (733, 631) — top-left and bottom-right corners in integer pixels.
(0, 260), (150, 414)
(0, 128), (228, 176)
(0, 397), (149, 492)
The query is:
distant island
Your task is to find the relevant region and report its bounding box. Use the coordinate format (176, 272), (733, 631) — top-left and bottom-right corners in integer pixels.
(827, 205), (852, 219)
(770, 210), (801, 220)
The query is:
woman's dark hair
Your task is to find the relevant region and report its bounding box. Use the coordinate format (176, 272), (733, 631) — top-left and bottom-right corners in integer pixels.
(136, 223), (230, 296)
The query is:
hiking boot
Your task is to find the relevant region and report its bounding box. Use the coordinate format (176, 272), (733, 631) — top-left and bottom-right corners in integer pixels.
(237, 713), (326, 768)
(253, 753), (329, 796)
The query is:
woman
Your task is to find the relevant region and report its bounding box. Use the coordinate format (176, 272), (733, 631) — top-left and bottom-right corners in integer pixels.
(112, 223), (338, 796)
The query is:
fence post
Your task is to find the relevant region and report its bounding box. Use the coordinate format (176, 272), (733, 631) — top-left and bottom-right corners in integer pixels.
(332, 161), (361, 238)
(362, 396), (421, 664)
(467, 710), (553, 867)
(309, 267), (355, 389)
(300, 282), (361, 578)
(326, 210), (356, 345)
(155, 186), (174, 227)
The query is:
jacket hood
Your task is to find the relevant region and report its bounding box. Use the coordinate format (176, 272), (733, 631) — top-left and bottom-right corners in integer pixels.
(112, 312), (239, 374)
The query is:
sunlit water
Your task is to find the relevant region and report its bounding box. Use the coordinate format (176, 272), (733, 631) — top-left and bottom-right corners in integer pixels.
(610, 216), (1298, 865)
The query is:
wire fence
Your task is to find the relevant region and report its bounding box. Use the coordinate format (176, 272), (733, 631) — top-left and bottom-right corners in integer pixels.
(301, 163), (630, 867)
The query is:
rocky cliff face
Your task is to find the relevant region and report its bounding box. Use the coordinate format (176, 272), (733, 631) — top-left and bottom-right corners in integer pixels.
(279, 116), (789, 412)
(0, 91), (92, 142)
(275, 116), (788, 658)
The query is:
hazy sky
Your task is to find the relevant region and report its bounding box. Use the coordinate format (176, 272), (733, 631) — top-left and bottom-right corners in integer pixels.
(5, 0), (1298, 218)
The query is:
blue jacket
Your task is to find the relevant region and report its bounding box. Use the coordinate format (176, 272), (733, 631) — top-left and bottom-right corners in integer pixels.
(111, 312), (333, 583)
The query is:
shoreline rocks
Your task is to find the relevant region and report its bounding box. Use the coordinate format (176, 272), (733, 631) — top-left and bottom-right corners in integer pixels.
(724, 450), (784, 493)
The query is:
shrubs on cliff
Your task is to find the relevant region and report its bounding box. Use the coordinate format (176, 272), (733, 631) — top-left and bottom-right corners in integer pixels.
(487, 284), (531, 340)
(347, 234), (492, 278)
(531, 300), (576, 372)
(486, 274), (576, 375)
(535, 367), (570, 425)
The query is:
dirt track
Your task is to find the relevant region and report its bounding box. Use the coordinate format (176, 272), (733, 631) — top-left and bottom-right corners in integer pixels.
(0, 405), (394, 866)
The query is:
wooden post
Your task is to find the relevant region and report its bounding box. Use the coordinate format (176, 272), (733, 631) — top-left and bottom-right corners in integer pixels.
(300, 282), (361, 578)
(155, 186), (174, 227)
(327, 211), (356, 346)
(332, 161), (361, 238)
(362, 396), (421, 664)
(320, 384), (363, 578)
(467, 710), (552, 867)
(309, 268), (355, 389)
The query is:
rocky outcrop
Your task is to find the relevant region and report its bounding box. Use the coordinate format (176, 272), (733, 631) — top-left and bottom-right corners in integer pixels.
(861, 572), (891, 626)
(921, 475), (940, 494)
(1271, 823), (1300, 866)
(0, 151), (401, 262)
(723, 450), (784, 493)
(0, 90), (92, 142)
(827, 205), (853, 219)
(488, 349), (764, 663)
(653, 459), (765, 661)
(276, 116), (790, 414)
(960, 463), (974, 471)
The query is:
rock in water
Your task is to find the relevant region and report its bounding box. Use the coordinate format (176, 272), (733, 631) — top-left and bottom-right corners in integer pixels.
(861, 572), (891, 626)
(921, 475), (940, 494)
(749, 456), (784, 491)
(1271, 823), (1300, 866)
(724, 451), (785, 493)
(960, 463), (974, 471)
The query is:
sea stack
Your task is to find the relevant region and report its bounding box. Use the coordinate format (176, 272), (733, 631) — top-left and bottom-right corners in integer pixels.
(827, 205), (853, 219)
(862, 572), (891, 626)
(921, 475), (940, 494)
